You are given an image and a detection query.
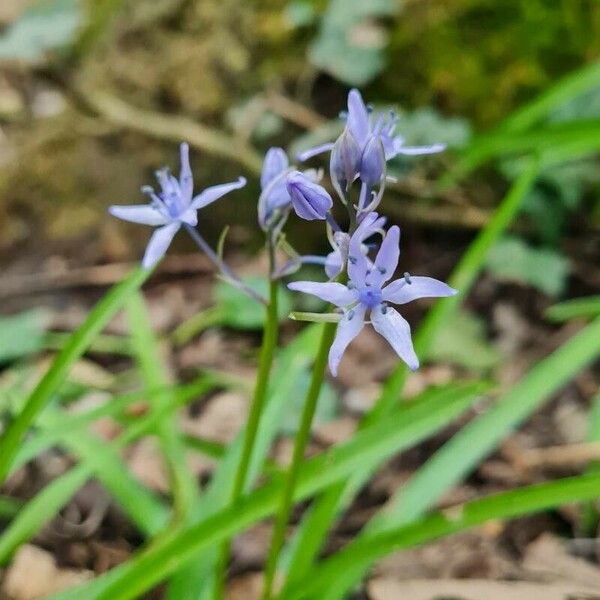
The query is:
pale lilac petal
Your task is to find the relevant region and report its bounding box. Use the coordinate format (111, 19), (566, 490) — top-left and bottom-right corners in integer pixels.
(191, 177), (246, 209)
(109, 205), (169, 226)
(347, 89), (370, 147)
(142, 223), (180, 269)
(369, 225), (400, 287)
(296, 143), (335, 162)
(329, 305), (366, 376)
(395, 143), (446, 156)
(179, 207), (198, 226)
(179, 143), (193, 202)
(382, 276), (457, 305)
(261, 147), (289, 189)
(287, 281), (357, 307)
(347, 241), (369, 286)
(371, 306), (419, 371)
(325, 249), (342, 279)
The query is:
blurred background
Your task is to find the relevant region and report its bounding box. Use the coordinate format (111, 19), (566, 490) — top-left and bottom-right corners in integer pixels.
(0, 1), (599, 598)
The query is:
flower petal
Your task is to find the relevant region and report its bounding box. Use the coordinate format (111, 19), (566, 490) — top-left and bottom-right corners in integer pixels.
(179, 143), (194, 202)
(369, 225), (400, 287)
(142, 222), (180, 269)
(191, 177), (246, 210)
(347, 89), (370, 147)
(325, 249), (342, 279)
(329, 305), (366, 376)
(347, 240), (369, 286)
(296, 143), (335, 162)
(395, 142), (446, 156)
(382, 276), (457, 305)
(371, 306), (419, 371)
(109, 205), (169, 226)
(261, 147), (289, 189)
(287, 281), (357, 307)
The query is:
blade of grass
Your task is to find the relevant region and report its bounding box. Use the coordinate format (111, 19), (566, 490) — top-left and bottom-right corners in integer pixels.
(61, 432), (169, 535)
(126, 293), (198, 520)
(0, 466), (91, 564)
(166, 325), (321, 600)
(0, 377), (215, 563)
(283, 473), (600, 600)
(455, 119), (600, 182)
(48, 381), (486, 600)
(0, 267), (149, 484)
(545, 296), (600, 323)
(278, 160), (540, 593)
(0, 495), (21, 519)
(316, 315), (600, 600)
(11, 378), (213, 475)
(500, 60), (600, 133)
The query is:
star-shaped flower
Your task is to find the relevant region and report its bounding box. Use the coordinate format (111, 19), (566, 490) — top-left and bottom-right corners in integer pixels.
(288, 222), (457, 375)
(109, 143), (246, 269)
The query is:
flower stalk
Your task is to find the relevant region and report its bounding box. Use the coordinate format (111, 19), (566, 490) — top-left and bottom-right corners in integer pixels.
(261, 320), (338, 600)
(213, 251), (280, 598)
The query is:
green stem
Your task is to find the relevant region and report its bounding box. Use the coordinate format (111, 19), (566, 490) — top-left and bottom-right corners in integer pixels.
(212, 276), (280, 598)
(261, 321), (337, 600)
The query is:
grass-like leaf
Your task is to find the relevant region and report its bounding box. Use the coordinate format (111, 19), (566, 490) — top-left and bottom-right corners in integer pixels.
(126, 293), (198, 519)
(315, 315), (600, 599)
(283, 473), (600, 599)
(278, 161), (540, 592)
(48, 381), (486, 599)
(0, 268), (149, 484)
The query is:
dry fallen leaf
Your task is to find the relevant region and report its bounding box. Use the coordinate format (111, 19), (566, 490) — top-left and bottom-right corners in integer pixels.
(368, 577), (600, 600)
(522, 533), (600, 588)
(2, 544), (92, 600)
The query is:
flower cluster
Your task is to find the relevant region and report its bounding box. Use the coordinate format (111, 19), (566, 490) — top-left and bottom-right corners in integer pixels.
(109, 89), (455, 376)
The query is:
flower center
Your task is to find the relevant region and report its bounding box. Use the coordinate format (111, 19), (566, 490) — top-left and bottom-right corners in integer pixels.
(359, 287), (382, 308)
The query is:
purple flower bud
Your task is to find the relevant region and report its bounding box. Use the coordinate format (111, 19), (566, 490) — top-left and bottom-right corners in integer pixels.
(330, 128), (361, 199)
(286, 171), (333, 221)
(360, 135), (386, 187)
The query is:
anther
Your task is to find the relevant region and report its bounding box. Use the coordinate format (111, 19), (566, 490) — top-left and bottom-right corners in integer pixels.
(404, 272), (412, 285)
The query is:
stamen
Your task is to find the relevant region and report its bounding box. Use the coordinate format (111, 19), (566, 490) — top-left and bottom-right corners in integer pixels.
(380, 303), (388, 315)
(347, 309), (355, 321)
(378, 266), (387, 275)
(348, 255), (357, 265)
(404, 272), (412, 285)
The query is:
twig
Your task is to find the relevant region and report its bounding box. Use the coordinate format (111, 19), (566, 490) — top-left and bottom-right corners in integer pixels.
(513, 442), (600, 470)
(0, 254), (212, 299)
(76, 87), (263, 174)
(264, 91), (327, 131)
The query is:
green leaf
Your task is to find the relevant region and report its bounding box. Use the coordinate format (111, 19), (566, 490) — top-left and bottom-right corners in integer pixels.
(279, 164), (540, 593)
(126, 293), (198, 518)
(0, 0), (83, 61)
(428, 309), (500, 370)
(284, 474), (600, 600)
(0, 377), (215, 563)
(0, 310), (48, 363)
(545, 296), (600, 323)
(486, 236), (569, 297)
(0, 268), (149, 484)
(309, 0), (397, 86)
(281, 374), (337, 435)
(47, 381), (486, 600)
(321, 316), (600, 600)
(215, 277), (292, 330)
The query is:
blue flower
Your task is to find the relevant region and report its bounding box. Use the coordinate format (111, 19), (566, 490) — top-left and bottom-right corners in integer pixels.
(324, 211), (386, 279)
(288, 223), (457, 375)
(298, 89), (446, 182)
(109, 143), (246, 269)
(346, 88), (446, 162)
